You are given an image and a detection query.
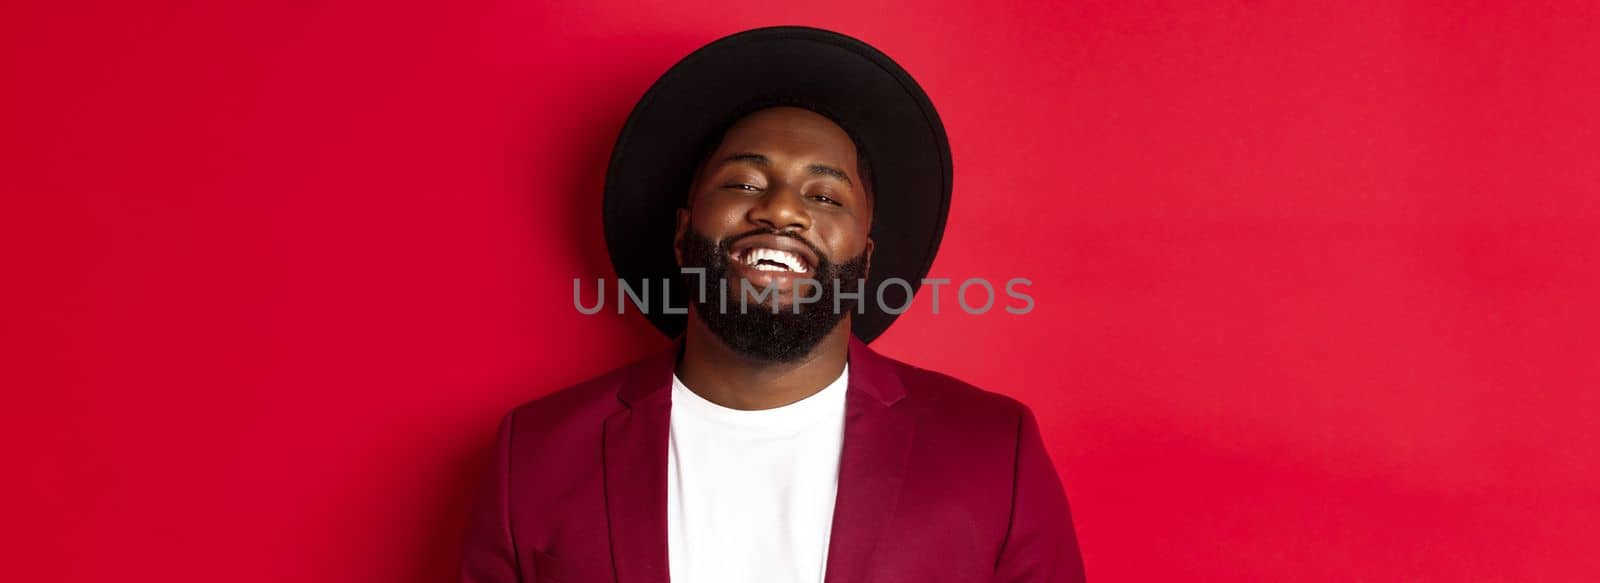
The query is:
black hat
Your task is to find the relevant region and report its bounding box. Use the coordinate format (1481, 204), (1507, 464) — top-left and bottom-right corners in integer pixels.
(603, 26), (952, 343)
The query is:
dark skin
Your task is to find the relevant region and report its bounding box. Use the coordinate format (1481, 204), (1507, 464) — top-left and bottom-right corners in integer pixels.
(672, 106), (875, 411)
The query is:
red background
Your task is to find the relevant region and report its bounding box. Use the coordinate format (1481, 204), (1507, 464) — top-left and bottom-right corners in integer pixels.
(5, 1), (1596, 581)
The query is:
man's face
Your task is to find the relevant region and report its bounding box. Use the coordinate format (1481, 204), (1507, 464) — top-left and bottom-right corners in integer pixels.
(673, 106), (875, 360)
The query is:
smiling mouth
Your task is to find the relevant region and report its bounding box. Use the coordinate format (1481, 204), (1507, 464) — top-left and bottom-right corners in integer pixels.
(736, 247), (812, 274)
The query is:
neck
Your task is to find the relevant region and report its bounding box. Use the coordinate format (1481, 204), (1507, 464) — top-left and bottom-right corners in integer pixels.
(675, 315), (851, 411)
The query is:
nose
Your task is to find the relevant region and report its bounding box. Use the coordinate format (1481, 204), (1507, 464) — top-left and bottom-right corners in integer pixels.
(746, 183), (811, 231)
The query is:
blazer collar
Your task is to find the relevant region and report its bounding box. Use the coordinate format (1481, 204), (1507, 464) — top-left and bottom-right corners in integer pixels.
(603, 334), (915, 583)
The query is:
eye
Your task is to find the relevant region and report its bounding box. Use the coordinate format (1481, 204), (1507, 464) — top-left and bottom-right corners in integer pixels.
(810, 194), (841, 206)
(724, 183), (761, 192)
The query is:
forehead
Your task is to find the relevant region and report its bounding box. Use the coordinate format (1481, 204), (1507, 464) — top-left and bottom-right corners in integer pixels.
(713, 106), (859, 164)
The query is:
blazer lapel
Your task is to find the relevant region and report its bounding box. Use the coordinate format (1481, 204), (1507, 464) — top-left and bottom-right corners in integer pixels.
(604, 346), (677, 583)
(824, 338), (916, 583)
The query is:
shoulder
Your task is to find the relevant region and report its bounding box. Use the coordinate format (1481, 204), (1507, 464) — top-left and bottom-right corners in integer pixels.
(873, 350), (1036, 439)
(498, 351), (662, 442)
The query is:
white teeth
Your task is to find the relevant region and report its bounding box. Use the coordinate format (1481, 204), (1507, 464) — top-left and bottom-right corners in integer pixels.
(744, 247), (804, 272)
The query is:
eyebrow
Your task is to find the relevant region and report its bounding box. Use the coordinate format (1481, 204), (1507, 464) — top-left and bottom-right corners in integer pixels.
(718, 152), (853, 187)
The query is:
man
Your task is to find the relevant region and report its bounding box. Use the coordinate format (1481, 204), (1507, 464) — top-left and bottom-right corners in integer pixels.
(461, 26), (1085, 583)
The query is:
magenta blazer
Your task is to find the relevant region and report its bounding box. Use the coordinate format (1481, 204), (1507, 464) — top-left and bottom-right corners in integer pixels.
(460, 337), (1086, 582)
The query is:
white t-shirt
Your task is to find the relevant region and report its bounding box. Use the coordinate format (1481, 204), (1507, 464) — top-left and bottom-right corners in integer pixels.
(666, 364), (849, 583)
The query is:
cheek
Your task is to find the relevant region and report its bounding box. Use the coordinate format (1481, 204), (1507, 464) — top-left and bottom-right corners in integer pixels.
(689, 196), (750, 233)
(817, 217), (872, 258)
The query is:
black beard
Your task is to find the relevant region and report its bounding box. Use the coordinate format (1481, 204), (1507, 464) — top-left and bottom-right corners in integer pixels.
(677, 228), (868, 363)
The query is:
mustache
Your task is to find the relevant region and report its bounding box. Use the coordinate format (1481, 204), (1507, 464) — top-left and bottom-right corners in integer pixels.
(719, 227), (831, 265)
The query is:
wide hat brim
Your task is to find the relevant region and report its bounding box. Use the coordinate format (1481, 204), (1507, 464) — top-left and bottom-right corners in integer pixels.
(603, 26), (952, 343)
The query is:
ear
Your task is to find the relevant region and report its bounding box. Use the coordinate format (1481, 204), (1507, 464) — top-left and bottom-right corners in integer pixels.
(673, 208), (691, 267)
